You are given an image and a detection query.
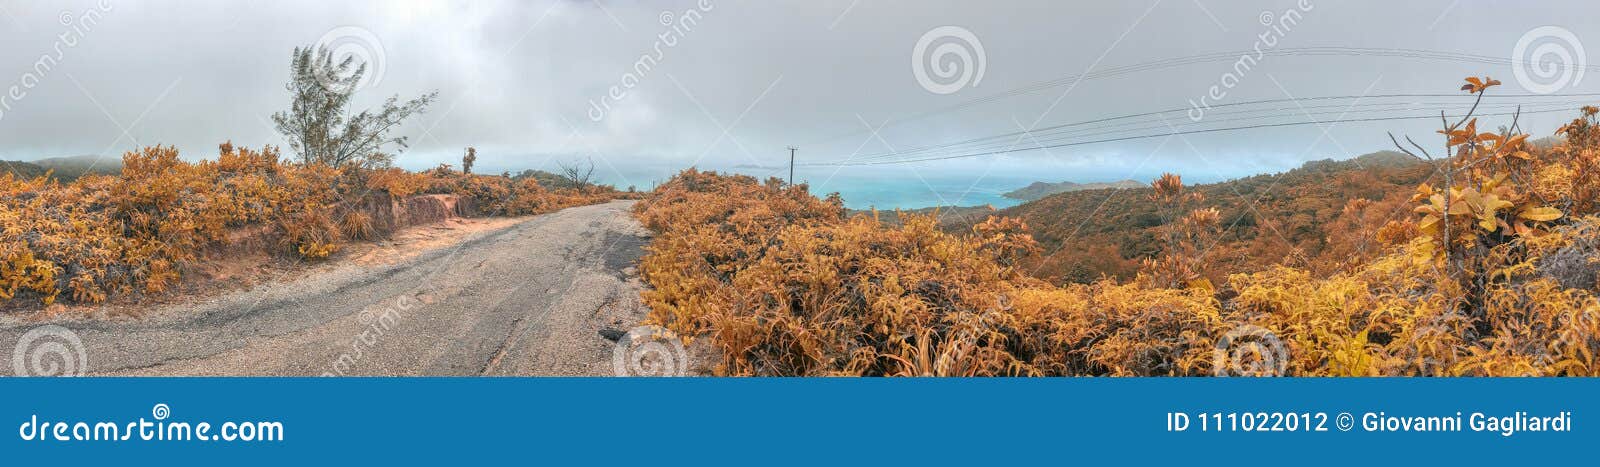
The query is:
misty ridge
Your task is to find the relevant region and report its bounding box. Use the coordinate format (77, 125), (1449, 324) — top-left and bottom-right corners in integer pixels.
(0, 154), (120, 181)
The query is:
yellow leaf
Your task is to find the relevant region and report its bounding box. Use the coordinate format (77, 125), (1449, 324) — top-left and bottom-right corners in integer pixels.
(1478, 215), (1498, 232)
(1418, 214), (1441, 236)
(1484, 195), (1513, 213)
(1410, 240), (1436, 264)
(1518, 206), (1563, 222)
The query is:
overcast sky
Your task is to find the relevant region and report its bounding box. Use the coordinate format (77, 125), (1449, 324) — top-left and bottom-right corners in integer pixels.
(1, 0), (1597, 190)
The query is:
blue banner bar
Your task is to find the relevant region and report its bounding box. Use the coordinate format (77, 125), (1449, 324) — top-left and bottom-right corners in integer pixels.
(0, 378), (1591, 464)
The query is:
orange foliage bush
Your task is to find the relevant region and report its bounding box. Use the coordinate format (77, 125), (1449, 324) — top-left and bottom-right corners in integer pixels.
(1, 142), (619, 307)
(1003, 151), (1434, 284)
(633, 80), (1600, 376)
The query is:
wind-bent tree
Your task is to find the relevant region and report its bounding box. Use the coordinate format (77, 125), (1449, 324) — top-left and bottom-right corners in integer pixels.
(272, 46), (437, 168)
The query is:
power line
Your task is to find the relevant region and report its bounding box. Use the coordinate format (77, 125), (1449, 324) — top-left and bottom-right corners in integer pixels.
(823, 100), (1588, 165)
(804, 93), (1600, 165)
(803, 107), (1573, 167)
(798, 46), (1600, 149)
(947, 103), (1575, 161)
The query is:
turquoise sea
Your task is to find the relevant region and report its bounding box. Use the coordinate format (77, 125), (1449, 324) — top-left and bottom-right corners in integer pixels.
(467, 160), (1166, 211)
(792, 169), (1031, 210)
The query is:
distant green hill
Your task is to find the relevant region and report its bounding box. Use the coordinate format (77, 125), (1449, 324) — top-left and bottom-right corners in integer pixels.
(508, 168), (568, 187)
(1002, 179), (1145, 201)
(1295, 150), (1416, 172)
(984, 150), (1429, 284)
(2, 154), (122, 181)
(0, 160), (49, 179)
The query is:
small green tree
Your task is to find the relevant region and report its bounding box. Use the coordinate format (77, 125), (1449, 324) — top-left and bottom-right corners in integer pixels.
(272, 45), (437, 168)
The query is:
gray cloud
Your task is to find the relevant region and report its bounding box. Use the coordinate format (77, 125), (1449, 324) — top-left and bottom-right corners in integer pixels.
(1, 0), (1596, 192)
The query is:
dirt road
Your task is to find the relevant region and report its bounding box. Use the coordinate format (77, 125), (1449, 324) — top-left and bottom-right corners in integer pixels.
(0, 200), (657, 376)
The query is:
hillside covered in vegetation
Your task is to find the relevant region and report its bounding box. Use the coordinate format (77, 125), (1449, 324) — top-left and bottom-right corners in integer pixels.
(1000, 150), (1428, 284)
(0, 155), (122, 182)
(631, 78), (1600, 377)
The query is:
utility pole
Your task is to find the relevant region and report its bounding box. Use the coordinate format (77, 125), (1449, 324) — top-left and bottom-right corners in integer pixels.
(787, 146), (798, 186)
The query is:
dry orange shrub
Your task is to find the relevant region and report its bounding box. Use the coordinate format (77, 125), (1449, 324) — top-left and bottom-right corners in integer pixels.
(633, 80), (1600, 376)
(1138, 173), (1221, 291)
(1, 142), (620, 307)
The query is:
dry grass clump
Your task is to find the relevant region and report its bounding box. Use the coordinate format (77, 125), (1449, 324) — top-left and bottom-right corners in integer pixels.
(632, 80), (1600, 377)
(1, 142), (620, 307)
